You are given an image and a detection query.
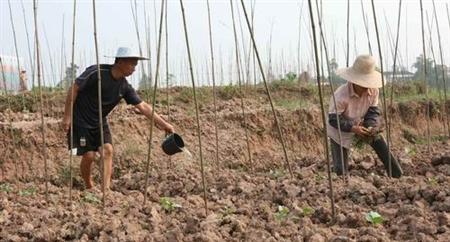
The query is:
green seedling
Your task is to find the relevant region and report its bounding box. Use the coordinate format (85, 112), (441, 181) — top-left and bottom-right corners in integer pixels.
(404, 146), (417, 156)
(81, 192), (101, 204)
(0, 183), (12, 193)
(19, 186), (36, 196)
(315, 173), (326, 182)
(426, 177), (438, 186)
(366, 211), (383, 225)
(275, 205), (289, 221)
(160, 197), (182, 212)
(269, 169), (285, 179)
(219, 206), (236, 219)
(299, 206), (315, 217)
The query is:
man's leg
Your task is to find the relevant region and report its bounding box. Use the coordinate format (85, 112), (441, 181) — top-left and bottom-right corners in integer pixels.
(99, 143), (114, 190)
(369, 137), (403, 178)
(330, 139), (349, 176)
(80, 151), (96, 189)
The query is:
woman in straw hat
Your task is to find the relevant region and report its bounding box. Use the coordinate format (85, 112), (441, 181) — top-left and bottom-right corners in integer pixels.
(327, 55), (403, 178)
(62, 47), (175, 190)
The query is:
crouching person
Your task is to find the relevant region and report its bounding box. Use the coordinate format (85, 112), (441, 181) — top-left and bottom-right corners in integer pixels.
(326, 55), (403, 178)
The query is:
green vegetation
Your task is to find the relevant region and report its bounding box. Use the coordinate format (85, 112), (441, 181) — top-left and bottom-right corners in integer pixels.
(160, 197), (182, 212)
(366, 211), (384, 225)
(274, 205), (290, 221)
(219, 206), (236, 219)
(269, 168), (286, 179)
(81, 192), (101, 204)
(299, 206), (315, 217)
(0, 183), (12, 193)
(19, 186), (37, 197)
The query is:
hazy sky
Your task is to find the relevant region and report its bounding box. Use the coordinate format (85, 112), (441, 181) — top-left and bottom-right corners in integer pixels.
(1, 0), (450, 88)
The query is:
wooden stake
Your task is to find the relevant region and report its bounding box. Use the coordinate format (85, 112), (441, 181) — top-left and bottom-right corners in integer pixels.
(240, 0), (293, 179)
(308, 0), (336, 220)
(33, 0), (49, 200)
(206, 0), (220, 164)
(419, 0), (432, 153)
(179, 0), (208, 215)
(432, 0), (449, 136)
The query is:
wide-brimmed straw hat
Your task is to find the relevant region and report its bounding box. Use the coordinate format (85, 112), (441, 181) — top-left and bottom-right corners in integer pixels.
(106, 47), (148, 60)
(336, 55), (382, 88)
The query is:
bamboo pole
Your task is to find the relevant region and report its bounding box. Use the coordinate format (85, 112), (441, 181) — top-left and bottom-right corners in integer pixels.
(297, 1), (304, 77)
(143, 0), (166, 205)
(179, 0), (208, 215)
(206, 0), (220, 164)
(432, 0), (449, 136)
(143, 0), (153, 93)
(426, 12), (443, 107)
(0, 57), (20, 180)
(360, 0), (373, 55)
(239, 0), (293, 179)
(60, 15), (65, 88)
(419, 0), (432, 153)
(8, 0), (26, 111)
(91, 0), (106, 206)
(307, 0), (336, 220)
(164, 0), (170, 121)
(130, 0), (147, 89)
(68, 0), (77, 202)
(33, 0), (49, 200)
(386, 0), (402, 179)
(314, 0), (347, 182)
(371, 0), (394, 177)
(230, 0), (252, 169)
(20, 0), (35, 90)
(346, 0), (350, 67)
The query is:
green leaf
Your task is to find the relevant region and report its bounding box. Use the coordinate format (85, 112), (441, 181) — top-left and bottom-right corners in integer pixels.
(275, 205), (289, 221)
(81, 192), (101, 204)
(0, 183), (12, 193)
(19, 186), (36, 197)
(160, 197), (181, 212)
(366, 211), (383, 225)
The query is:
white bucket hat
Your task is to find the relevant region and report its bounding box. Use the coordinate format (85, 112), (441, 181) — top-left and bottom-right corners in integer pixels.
(106, 47), (148, 60)
(336, 55), (382, 88)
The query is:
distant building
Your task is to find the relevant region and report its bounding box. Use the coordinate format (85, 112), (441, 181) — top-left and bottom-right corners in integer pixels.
(0, 55), (25, 94)
(383, 70), (414, 82)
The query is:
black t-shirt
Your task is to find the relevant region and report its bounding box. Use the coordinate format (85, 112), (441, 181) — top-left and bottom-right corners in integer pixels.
(73, 64), (142, 128)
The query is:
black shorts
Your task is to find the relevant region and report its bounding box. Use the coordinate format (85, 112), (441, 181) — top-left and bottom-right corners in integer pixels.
(67, 124), (112, 156)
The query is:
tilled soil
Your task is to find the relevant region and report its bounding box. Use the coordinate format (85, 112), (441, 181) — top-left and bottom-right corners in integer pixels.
(0, 89), (449, 241)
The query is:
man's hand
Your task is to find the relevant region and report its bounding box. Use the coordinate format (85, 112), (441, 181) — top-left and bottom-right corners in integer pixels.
(160, 122), (174, 134)
(351, 125), (370, 137)
(62, 118), (71, 132)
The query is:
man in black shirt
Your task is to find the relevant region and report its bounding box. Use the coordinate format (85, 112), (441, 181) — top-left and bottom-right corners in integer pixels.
(63, 47), (174, 190)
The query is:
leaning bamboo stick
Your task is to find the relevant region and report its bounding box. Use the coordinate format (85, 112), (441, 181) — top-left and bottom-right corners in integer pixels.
(91, 0), (106, 207)
(432, 0), (449, 136)
(389, 0), (402, 179)
(8, 0), (26, 111)
(240, 0), (293, 178)
(206, 0), (220, 164)
(419, 0), (432, 154)
(308, 0), (336, 220)
(360, 0), (373, 55)
(314, 0), (347, 182)
(68, 0), (77, 202)
(346, 0), (350, 67)
(33, 0), (49, 200)
(143, 0), (166, 205)
(20, 0), (35, 90)
(179, 0), (208, 215)
(371, 0), (394, 177)
(230, 0), (252, 169)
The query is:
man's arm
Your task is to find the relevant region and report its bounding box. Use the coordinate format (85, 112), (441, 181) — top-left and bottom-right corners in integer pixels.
(62, 83), (79, 132)
(135, 101), (174, 133)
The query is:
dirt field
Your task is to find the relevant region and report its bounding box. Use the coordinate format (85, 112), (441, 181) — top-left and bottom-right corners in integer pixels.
(0, 85), (449, 241)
